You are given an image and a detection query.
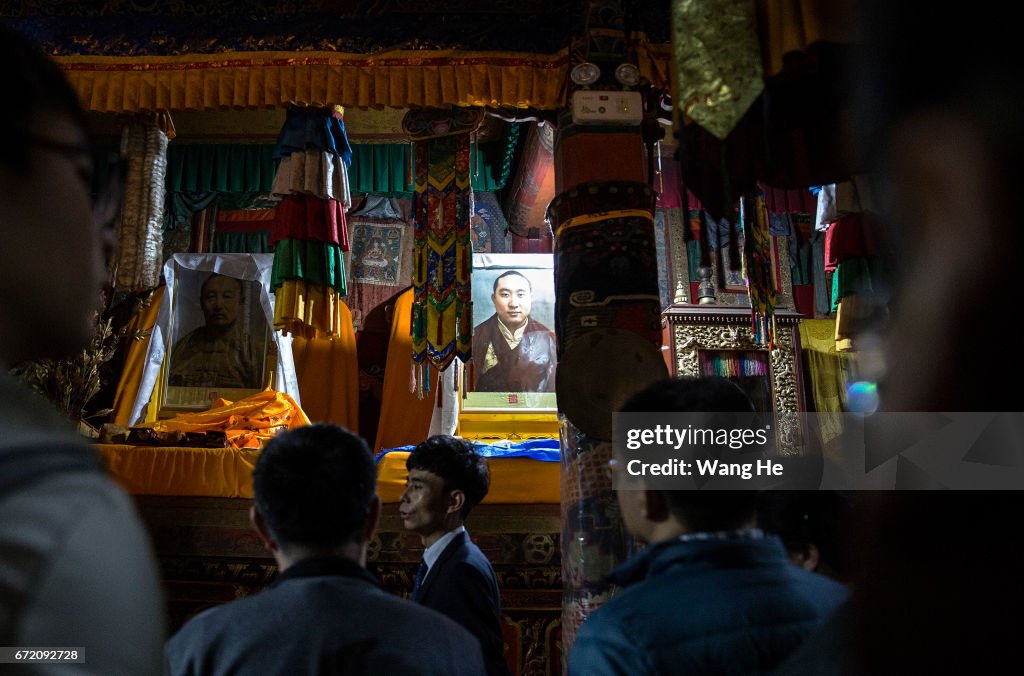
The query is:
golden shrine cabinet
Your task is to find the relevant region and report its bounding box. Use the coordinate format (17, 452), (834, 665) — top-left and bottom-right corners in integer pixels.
(661, 306), (807, 448)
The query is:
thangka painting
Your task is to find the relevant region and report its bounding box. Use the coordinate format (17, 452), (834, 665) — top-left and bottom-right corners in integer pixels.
(350, 221), (406, 285)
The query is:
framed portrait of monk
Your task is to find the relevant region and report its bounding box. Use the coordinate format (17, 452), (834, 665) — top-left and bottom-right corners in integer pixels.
(161, 262), (274, 412)
(464, 253), (557, 411)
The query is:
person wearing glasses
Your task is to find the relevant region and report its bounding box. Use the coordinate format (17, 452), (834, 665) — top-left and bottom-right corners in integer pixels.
(0, 25), (165, 674)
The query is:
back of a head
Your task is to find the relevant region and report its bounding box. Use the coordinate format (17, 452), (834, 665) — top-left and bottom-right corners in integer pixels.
(620, 376), (756, 416)
(406, 435), (490, 519)
(0, 25), (88, 170)
(757, 491), (852, 580)
(619, 377), (758, 532)
(253, 424), (376, 550)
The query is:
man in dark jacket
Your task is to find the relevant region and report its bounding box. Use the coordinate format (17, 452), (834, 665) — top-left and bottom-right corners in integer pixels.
(568, 377), (849, 675)
(400, 435), (512, 676)
(472, 270), (556, 392)
(165, 424), (484, 676)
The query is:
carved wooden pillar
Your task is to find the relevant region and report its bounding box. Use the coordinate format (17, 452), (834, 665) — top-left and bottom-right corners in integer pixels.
(554, 1), (668, 663)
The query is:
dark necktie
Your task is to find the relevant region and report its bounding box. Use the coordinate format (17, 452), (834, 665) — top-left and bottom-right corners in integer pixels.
(411, 561), (428, 601)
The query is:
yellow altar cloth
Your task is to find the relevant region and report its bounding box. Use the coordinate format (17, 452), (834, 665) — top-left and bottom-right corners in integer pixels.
(97, 444), (260, 498)
(376, 451), (560, 504)
(96, 445), (561, 504)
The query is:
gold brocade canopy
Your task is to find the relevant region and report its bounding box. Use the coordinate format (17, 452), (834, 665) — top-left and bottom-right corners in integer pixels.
(49, 1), (842, 116)
(55, 49), (578, 112)
(54, 44), (678, 113)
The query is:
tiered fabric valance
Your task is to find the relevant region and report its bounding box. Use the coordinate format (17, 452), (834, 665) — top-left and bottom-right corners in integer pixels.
(56, 49), (575, 112)
(268, 107), (353, 339)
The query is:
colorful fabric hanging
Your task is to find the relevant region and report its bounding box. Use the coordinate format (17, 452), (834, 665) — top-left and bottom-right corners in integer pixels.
(470, 191), (511, 253)
(271, 195), (349, 248)
(271, 149), (351, 205)
(270, 106), (353, 338)
(270, 239), (348, 295)
(274, 107), (353, 166)
(405, 108), (480, 374)
(699, 350), (768, 378)
(745, 192), (777, 347)
(273, 280), (351, 341)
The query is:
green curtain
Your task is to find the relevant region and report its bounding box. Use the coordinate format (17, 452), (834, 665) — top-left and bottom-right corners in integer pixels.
(214, 231), (272, 254)
(166, 144), (278, 193)
(167, 140), (517, 197)
(347, 144), (412, 195)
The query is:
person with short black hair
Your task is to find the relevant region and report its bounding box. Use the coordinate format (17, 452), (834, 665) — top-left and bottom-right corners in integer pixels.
(0, 24), (166, 674)
(757, 490), (852, 580)
(400, 435), (512, 676)
(568, 376), (849, 676)
(165, 424), (485, 676)
(472, 270), (557, 392)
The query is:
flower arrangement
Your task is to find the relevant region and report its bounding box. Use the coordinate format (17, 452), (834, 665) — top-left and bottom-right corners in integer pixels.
(11, 292), (152, 437)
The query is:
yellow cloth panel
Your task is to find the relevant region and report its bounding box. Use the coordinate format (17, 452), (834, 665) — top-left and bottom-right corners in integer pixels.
(133, 389), (310, 449)
(374, 288), (437, 453)
(833, 295), (873, 353)
(111, 286), (166, 427)
(96, 445), (558, 501)
(56, 49), (572, 112)
(274, 280), (350, 339)
(757, 0), (857, 77)
(97, 444), (260, 497)
(377, 452), (560, 504)
(291, 317), (359, 431)
(798, 317), (838, 353)
(799, 319), (856, 455)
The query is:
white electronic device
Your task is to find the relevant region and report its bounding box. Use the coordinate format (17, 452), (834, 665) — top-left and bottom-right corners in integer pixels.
(571, 90), (644, 126)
